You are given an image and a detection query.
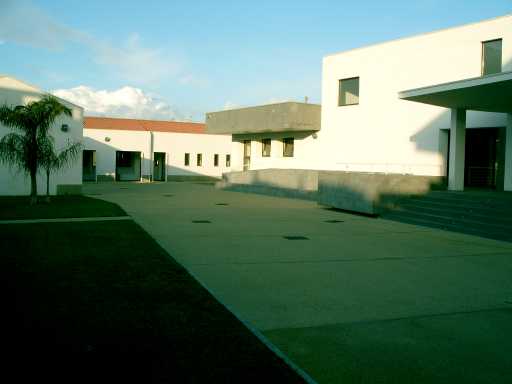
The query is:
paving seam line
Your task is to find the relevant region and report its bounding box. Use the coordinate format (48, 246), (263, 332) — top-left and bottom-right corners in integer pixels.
(182, 265), (317, 384)
(0, 216), (132, 224)
(149, 236), (317, 384)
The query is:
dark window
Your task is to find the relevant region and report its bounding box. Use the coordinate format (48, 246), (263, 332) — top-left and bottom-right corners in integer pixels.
(338, 77), (359, 106)
(262, 138), (271, 157)
(197, 153), (202, 166)
(226, 154), (231, 167)
(214, 154), (219, 167)
(117, 151), (132, 167)
(184, 153), (190, 166)
(482, 39), (502, 75)
(283, 137), (294, 157)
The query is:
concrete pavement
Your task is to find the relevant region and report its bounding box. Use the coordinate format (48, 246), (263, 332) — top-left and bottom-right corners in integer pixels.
(84, 182), (512, 383)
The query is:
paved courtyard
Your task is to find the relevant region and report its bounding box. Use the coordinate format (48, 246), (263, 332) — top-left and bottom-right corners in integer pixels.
(84, 182), (512, 383)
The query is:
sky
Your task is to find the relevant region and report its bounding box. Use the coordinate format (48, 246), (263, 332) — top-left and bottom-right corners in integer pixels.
(0, 0), (510, 121)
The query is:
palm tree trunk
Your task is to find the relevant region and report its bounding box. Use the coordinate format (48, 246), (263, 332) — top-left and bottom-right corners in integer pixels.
(30, 169), (37, 205)
(46, 169), (51, 202)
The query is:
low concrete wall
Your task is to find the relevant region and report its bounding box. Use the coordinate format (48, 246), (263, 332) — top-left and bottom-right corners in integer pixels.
(318, 171), (446, 215)
(167, 175), (220, 182)
(218, 169), (318, 200)
(222, 169), (318, 190)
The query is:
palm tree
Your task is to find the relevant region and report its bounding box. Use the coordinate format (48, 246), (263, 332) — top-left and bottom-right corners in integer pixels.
(0, 95), (73, 204)
(41, 138), (82, 200)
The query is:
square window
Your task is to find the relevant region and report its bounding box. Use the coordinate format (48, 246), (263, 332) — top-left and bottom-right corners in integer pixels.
(482, 39), (502, 75)
(197, 153), (202, 166)
(338, 77), (359, 106)
(283, 137), (294, 157)
(214, 154), (219, 167)
(262, 138), (271, 157)
(184, 153), (190, 166)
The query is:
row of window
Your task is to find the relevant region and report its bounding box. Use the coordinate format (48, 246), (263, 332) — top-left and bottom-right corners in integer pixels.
(246, 137), (294, 158)
(184, 153), (230, 167)
(337, 38), (503, 107)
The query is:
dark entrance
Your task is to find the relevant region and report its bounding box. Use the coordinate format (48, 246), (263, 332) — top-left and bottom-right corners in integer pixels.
(153, 152), (166, 181)
(82, 150), (96, 181)
(115, 151), (141, 181)
(464, 128), (504, 189)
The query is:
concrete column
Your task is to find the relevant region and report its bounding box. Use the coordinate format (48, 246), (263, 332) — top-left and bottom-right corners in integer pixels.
(504, 113), (512, 191)
(448, 108), (466, 191)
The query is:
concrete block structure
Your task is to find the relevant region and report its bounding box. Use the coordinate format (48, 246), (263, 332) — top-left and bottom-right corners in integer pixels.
(83, 117), (231, 182)
(208, 15), (512, 213)
(0, 75), (84, 196)
(206, 102), (321, 172)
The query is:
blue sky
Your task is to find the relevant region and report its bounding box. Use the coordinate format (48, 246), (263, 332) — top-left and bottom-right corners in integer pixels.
(0, 0), (510, 121)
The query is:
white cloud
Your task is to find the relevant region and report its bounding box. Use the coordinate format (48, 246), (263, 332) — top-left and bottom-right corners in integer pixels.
(93, 33), (182, 86)
(0, 0), (83, 50)
(0, 1), (204, 86)
(52, 85), (183, 120)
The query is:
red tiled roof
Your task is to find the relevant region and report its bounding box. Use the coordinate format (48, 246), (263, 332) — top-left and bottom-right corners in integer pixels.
(84, 116), (205, 134)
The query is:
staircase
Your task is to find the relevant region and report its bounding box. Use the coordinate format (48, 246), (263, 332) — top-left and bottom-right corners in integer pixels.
(381, 190), (512, 242)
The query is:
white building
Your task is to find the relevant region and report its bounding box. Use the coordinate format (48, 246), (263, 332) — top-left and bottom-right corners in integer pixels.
(83, 117), (231, 182)
(207, 15), (512, 212)
(0, 75), (84, 196)
(320, 13), (512, 191)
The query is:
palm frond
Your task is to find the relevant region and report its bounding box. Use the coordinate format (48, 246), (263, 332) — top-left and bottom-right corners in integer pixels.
(0, 133), (29, 173)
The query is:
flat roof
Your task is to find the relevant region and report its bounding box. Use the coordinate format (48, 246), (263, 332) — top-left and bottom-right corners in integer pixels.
(398, 71), (512, 113)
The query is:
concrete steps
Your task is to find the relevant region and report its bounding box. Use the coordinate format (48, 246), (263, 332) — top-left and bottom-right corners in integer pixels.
(381, 190), (512, 242)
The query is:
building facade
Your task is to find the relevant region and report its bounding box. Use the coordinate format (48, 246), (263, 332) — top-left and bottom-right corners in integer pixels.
(320, 14), (512, 191)
(83, 117), (232, 182)
(207, 15), (512, 203)
(0, 75), (84, 196)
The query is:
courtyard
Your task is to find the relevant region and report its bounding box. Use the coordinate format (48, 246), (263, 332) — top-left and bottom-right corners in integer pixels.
(83, 181), (512, 383)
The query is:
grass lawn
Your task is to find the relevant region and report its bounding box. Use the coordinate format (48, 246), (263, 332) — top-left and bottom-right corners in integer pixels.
(0, 195), (126, 220)
(2, 198), (304, 383)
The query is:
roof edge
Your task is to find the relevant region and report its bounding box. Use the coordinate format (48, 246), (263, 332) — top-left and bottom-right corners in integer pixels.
(399, 70), (512, 98)
(324, 13), (512, 60)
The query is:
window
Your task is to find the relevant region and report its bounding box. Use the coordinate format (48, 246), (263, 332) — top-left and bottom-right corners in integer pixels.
(197, 153), (202, 166)
(214, 154), (219, 167)
(283, 137), (294, 157)
(482, 39), (502, 75)
(262, 138), (271, 157)
(338, 77), (359, 106)
(184, 153), (190, 166)
(226, 154), (231, 167)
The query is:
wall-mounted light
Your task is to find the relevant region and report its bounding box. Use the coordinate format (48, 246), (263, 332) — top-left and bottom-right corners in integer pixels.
(105, 137), (111, 142)
(61, 124), (69, 132)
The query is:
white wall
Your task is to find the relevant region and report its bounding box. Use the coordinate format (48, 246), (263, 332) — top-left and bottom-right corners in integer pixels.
(0, 77), (83, 195)
(320, 15), (512, 176)
(230, 132), (322, 172)
(83, 128), (231, 179)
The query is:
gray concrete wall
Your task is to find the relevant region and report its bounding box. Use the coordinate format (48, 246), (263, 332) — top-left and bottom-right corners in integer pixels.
(206, 102), (321, 134)
(318, 171), (446, 215)
(167, 175), (220, 182)
(217, 169), (319, 200)
(217, 168), (446, 214)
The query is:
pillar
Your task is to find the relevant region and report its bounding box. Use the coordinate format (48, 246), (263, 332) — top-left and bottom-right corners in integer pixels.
(448, 108), (466, 191)
(504, 113), (512, 191)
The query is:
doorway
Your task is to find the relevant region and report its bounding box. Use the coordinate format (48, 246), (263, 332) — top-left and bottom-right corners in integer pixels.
(464, 128), (503, 189)
(115, 151), (141, 181)
(82, 150), (96, 181)
(153, 152), (166, 181)
(243, 140), (251, 171)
